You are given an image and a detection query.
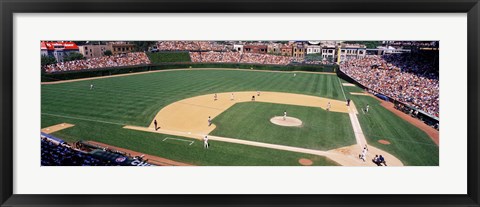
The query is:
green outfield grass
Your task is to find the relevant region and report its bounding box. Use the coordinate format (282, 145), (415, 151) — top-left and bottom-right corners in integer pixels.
(42, 70), (343, 126)
(41, 69), (439, 166)
(210, 102), (355, 151)
(42, 69), (343, 166)
(42, 115), (337, 166)
(146, 52), (191, 63)
(339, 79), (439, 166)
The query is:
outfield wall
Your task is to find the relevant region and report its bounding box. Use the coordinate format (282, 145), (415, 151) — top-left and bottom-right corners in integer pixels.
(41, 63), (337, 82)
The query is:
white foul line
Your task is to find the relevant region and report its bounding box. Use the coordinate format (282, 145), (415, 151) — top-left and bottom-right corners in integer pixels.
(347, 102), (368, 149)
(163, 137), (194, 145)
(42, 112), (126, 126)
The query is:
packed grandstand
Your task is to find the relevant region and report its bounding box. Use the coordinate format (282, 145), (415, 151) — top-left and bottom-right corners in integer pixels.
(42, 41), (439, 116)
(340, 52), (439, 118)
(40, 41), (439, 166)
(41, 133), (154, 166)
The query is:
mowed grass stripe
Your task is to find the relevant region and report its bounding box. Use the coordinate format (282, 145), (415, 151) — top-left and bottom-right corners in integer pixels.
(42, 69), (438, 166)
(44, 70), (346, 126)
(42, 114), (338, 166)
(210, 102), (355, 151)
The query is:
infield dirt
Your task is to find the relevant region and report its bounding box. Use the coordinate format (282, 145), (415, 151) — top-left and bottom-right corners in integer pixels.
(145, 91), (349, 135)
(124, 91), (403, 166)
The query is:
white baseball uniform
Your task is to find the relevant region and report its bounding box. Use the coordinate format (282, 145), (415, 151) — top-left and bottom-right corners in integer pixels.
(203, 136), (209, 149)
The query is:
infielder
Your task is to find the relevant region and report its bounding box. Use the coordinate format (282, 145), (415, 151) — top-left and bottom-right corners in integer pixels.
(230, 93), (235, 101)
(359, 146), (368, 162)
(327, 102), (331, 111)
(154, 119), (158, 131)
(203, 135), (209, 149)
(208, 116), (212, 126)
(214, 93), (217, 101)
(257, 91), (260, 96)
(283, 110), (287, 120)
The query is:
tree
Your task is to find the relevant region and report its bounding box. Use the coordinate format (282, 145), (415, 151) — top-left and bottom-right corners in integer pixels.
(64, 52), (85, 61)
(327, 56), (334, 63)
(41, 55), (56, 66)
(104, 50), (113, 56)
(132, 41), (156, 52)
(305, 53), (323, 62)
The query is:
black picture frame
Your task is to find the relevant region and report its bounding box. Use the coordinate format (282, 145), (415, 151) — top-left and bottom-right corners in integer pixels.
(1, 0), (479, 206)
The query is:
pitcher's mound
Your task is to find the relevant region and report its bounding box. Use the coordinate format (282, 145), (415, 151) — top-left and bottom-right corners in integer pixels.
(270, 116), (303, 127)
(378, 139), (391, 145)
(299, 158), (313, 166)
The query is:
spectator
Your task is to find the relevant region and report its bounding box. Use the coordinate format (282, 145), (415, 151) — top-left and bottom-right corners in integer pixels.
(340, 53), (439, 117)
(43, 52), (151, 73)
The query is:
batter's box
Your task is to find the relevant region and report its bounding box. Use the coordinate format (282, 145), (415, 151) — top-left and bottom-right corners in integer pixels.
(162, 137), (194, 146)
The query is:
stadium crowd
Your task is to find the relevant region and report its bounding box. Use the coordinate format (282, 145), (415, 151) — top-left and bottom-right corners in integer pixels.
(157, 41), (225, 51)
(43, 52), (151, 73)
(189, 51), (292, 65)
(41, 137), (117, 166)
(340, 53), (439, 117)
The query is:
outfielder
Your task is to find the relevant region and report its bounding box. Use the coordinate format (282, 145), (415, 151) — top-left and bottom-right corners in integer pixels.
(90, 84), (94, 90)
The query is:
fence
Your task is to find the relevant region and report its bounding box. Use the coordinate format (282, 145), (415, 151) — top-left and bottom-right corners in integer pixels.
(41, 62), (337, 82)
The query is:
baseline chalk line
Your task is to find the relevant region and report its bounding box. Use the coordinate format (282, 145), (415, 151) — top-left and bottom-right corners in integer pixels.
(163, 137), (194, 145)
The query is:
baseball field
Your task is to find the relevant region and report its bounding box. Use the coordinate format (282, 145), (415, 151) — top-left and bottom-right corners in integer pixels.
(41, 68), (439, 166)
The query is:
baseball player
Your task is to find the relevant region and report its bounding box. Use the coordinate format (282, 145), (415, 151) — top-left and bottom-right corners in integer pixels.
(208, 116), (212, 126)
(154, 119), (158, 131)
(214, 93), (217, 101)
(327, 102), (331, 111)
(293, 73), (296, 77)
(366, 104), (370, 113)
(257, 91), (260, 96)
(379, 155), (387, 166)
(90, 84), (94, 90)
(230, 93), (235, 101)
(251, 95), (255, 101)
(203, 135), (209, 149)
(359, 146), (368, 162)
(283, 110), (287, 120)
